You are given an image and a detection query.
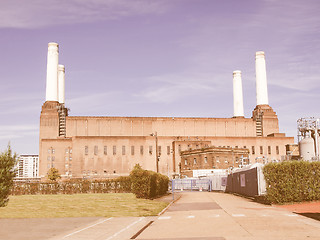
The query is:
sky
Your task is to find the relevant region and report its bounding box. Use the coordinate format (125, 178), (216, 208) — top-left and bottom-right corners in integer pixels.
(0, 0), (320, 155)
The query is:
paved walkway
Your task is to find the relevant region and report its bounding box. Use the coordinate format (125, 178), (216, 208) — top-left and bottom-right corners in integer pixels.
(137, 192), (320, 240)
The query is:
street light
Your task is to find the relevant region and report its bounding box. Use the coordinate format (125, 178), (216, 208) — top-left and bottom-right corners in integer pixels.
(150, 131), (159, 173)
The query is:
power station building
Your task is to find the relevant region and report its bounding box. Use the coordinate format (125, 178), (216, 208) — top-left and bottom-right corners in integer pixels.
(39, 43), (294, 179)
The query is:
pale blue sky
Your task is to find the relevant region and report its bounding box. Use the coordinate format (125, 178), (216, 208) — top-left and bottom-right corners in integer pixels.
(0, 0), (319, 154)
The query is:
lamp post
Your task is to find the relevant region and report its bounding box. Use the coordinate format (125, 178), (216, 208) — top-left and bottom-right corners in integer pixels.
(151, 131), (159, 173)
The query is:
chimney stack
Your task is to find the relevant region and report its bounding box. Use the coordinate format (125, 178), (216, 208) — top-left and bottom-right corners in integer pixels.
(58, 64), (65, 105)
(255, 51), (269, 105)
(233, 70), (244, 117)
(45, 42), (59, 102)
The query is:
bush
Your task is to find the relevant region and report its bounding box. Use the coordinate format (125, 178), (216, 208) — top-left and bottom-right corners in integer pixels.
(11, 177), (132, 195)
(263, 161), (320, 204)
(130, 164), (169, 199)
(0, 145), (17, 207)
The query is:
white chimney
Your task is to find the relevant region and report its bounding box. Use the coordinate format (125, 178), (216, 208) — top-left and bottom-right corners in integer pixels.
(255, 51), (269, 105)
(233, 70), (244, 117)
(58, 64), (65, 104)
(45, 42), (59, 102)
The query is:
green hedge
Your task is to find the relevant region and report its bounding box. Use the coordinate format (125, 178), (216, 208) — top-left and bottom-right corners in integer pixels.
(263, 161), (320, 204)
(130, 164), (169, 199)
(11, 177), (132, 195)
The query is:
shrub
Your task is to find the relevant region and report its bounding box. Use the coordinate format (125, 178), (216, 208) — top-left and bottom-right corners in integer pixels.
(10, 177), (132, 195)
(130, 164), (169, 199)
(0, 145), (17, 207)
(263, 161), (320, 204)
(47, 168), (61, 181)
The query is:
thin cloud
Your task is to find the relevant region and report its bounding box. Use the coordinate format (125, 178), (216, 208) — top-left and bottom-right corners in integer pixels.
(0, 0), (170, 28)
(135, 73), (223, 103)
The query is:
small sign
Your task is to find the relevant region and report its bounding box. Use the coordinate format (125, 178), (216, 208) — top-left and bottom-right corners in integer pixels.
(240, 174), (246, 187)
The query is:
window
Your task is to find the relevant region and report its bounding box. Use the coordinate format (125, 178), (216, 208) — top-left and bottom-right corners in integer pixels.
(140, 146), (144, 155)
(204, 157), (208, 164)
(235, 146), (238, 148)
(167, 146), (170, 155)
(94, 146), (98, 155)
(260, 146), (263, 154)
(216, 156), (220, 163)
(113, 146), (116, 155)
(122, 146), (126, 155)
(268, 146), (271, 154)
(131, 146), (134, 155)
(276, 146), (280, 155)
(193, 158), (197, 164)
(243, 146), (247, 148)
(252, 146), (255, 154)
(104, 146), (107, 155)
(185, 159), (188, 165)
(85, 146), (88, 155)
(149, 146), (153, 154)
(158, 146), (161, 155)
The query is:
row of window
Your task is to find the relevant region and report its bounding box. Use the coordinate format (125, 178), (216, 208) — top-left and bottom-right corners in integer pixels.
(84, 145), (171, 156)
(251, 146), (280, 155)
(47, 148), (73, 154)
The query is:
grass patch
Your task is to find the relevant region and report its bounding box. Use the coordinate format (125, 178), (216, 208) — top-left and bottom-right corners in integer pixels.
(0, 193), (168, 218)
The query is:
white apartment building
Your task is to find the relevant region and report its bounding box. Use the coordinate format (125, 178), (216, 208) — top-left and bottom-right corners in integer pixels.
(17, 155), (39, 178)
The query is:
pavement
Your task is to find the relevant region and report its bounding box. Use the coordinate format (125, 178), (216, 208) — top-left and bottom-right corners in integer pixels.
(1, 192), (320, 240)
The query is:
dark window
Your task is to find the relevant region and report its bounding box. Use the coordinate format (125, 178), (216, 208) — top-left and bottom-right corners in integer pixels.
(131, 146), (134, 155)
(149, 146), (153, 154)
(85, 146), (88, 155)
(158, 146), (161, 155)
(268, 146), (271, 154)
(252, 146), (255, 154)
(94, 146), (98, 155)
(167, 146), (170, 155)
(276, 146), (280, 155)
(260, 146), (263, 154)
(140, 146), (144, 155)
(122, 146), (126, 155)
(104, 146), (107, 155)
(113, 146), (116, 155)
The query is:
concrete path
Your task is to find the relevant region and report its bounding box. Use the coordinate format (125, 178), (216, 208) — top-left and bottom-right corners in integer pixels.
(137, 192), (320, 240)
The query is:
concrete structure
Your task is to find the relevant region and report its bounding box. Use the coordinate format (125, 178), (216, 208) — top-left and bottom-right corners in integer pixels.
(232, 70), (244, 117)
(45, 42), (59, 102)
(58, 64), (65, 105)
(39, 43), (294, 178)
(16, 155), (39, 178)
(255, 51), (269, 105)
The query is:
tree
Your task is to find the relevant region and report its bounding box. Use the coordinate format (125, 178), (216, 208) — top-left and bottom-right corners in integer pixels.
(0, 145), (17, 207)
(47, 167), (61, 181)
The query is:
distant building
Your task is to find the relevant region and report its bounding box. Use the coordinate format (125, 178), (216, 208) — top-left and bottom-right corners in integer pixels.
(180, 146), (250, 177)
(39, 43), (294, 179)
(16, 155), (39, 178)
